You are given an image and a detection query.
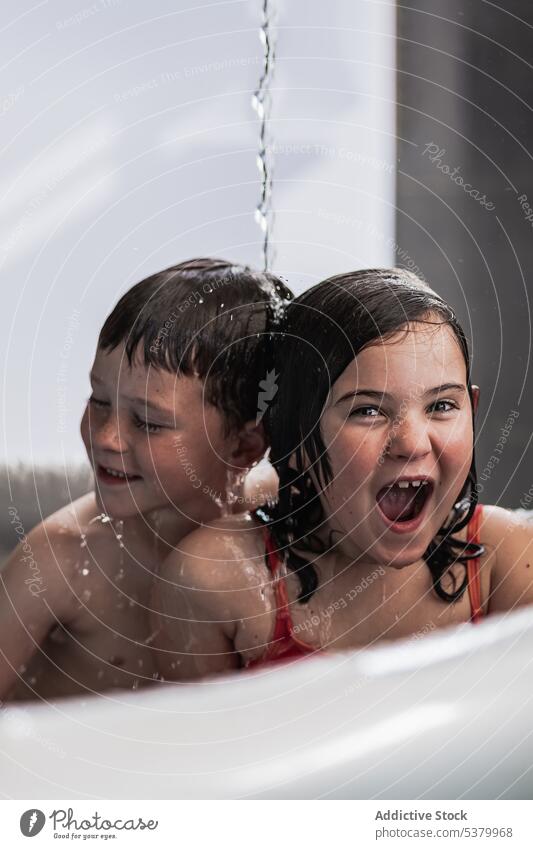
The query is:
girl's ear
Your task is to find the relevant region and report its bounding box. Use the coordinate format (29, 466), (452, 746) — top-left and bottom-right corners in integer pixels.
(471, 385), (480, 415)
(230, 420), (267, 469)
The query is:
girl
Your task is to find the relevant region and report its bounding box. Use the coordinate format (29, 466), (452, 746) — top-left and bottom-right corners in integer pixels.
(151, 269), (533, 679)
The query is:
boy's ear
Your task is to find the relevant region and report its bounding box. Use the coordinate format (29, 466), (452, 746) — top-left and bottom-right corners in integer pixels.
(471, 385), (480, 415)
(230, 420), (267, 468)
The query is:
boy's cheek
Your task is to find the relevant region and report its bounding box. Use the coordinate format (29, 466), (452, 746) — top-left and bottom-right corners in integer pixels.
(80, 407), (90, 450)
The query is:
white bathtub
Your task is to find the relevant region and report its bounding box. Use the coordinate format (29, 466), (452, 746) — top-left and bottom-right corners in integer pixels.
(1, 606), (532, 799)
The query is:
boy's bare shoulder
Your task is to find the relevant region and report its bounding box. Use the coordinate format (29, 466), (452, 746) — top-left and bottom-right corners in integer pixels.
(159, 513), (268, 593)
(9, 492), (111, 583)
(2, 492), (103, 624)
(31, 491), (100, 548)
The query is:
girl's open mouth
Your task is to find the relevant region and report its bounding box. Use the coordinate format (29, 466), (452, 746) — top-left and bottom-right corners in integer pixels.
(376, 479), (433, 533)
(97, 465), (143, 486)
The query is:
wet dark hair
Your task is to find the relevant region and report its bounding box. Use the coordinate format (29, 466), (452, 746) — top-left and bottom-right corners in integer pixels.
(264, 268), (483, 603)
(98, 258), (292, 432)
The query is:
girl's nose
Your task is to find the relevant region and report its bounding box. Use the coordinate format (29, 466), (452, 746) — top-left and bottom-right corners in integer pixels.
(386, 415), (432, 461)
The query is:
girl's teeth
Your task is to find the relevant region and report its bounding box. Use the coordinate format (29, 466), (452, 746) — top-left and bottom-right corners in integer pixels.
(395, 480), (426, 489)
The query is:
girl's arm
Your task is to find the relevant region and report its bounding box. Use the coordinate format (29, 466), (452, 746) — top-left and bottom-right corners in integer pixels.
(150, 553), (241, 682)
(483, 506), (533, 614)
(149, 521), (262, 681)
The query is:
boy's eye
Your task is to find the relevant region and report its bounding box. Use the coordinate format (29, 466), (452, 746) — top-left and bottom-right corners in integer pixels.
(428, 399), (458, 414)
(134, 416), (162, 435)
(88, 395), (109, 409)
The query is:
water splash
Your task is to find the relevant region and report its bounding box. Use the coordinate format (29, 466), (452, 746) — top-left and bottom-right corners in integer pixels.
(252, 0), (277, 271)
(144, 629), (160, 646)
(88, 512), (111, 525)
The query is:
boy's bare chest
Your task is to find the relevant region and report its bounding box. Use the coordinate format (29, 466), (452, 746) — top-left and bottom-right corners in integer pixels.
(14, 534), (166, 699)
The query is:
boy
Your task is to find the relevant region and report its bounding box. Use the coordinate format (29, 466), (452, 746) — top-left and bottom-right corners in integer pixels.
(0, 258), (288, 699)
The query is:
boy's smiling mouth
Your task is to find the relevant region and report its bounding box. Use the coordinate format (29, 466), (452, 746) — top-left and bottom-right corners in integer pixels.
(376, 477), (434, 533)
(97, 464), (143, 486)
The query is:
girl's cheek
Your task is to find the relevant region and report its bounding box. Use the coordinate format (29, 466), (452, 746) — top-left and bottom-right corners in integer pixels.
(440, 420), (473, 462)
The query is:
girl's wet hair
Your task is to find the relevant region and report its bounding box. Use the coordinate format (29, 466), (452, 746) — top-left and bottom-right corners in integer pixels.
(264, 268), (482, 603)
(99, 257), (292, 433)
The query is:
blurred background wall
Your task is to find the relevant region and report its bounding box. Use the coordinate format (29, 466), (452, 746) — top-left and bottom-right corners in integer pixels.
(1, 0), (531, 556)
(396, 0), (533, 510)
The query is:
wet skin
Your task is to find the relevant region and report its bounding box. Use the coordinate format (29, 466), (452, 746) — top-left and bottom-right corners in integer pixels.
(0, 344), (265, 699)
(151, 322), (533, 679)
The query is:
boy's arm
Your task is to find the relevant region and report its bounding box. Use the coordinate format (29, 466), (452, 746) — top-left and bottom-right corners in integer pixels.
(484, 506), (533, 614)
(150, 547), (241, 682)
(0, 516), (80, 699)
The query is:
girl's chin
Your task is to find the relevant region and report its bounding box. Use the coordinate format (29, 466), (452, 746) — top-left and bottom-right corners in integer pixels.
(373, 534), (432, 568)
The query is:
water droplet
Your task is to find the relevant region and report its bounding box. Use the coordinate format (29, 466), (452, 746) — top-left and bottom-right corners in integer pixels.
(81, 568), (89, 576)
(115, 569), (125, 582)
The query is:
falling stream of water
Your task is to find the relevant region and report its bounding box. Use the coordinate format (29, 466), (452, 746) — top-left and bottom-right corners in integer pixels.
(252, 0), (277, 271)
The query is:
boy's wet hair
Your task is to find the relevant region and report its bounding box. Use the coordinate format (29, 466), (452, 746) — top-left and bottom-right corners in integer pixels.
(264, 268), (482, 604)
(99, 258), (292, 432)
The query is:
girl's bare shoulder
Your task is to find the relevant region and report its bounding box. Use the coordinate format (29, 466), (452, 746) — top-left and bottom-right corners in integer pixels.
(478, 504), (533, 613)
(159, 513), (268, 594)
(478, 503), (533, 551)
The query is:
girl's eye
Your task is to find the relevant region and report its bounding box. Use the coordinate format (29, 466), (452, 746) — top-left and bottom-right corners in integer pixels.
(429, 399), (458, 414)
(88, 395), (109, 409)
(134, 417), (162, 435)
(349, 405), (383, 419)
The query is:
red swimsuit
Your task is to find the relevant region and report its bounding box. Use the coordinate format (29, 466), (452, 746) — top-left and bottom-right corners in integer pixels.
(245, 505), (485, 669)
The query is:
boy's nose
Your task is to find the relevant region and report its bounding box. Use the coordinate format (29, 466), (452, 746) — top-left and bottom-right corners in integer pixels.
(92, 412), (128, 454)
(386, 416), (432, 461)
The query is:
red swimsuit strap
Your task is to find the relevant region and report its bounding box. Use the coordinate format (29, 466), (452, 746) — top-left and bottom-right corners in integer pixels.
(255, 529), (316, 664)
(466, 504), (484, 623)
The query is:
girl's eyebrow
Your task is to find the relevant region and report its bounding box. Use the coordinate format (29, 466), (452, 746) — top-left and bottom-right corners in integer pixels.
(335, 383), (466, 405)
